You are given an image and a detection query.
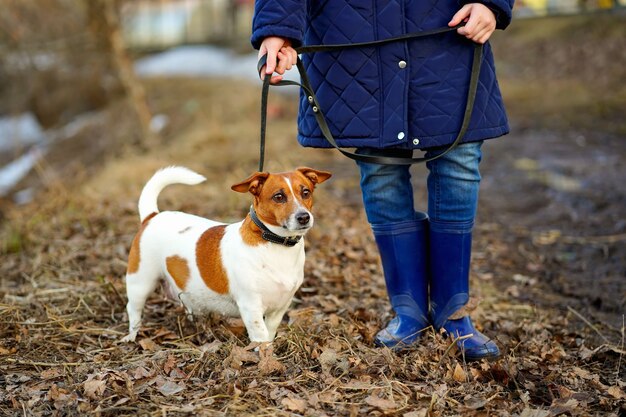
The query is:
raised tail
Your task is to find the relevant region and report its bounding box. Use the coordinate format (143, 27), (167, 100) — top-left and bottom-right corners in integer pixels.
(137, 166), (206, 222)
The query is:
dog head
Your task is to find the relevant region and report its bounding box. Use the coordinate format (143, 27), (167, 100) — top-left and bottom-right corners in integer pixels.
(231, 167), (332, 236)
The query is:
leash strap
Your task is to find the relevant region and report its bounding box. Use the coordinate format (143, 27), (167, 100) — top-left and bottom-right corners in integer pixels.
(257, 25), (484, 171)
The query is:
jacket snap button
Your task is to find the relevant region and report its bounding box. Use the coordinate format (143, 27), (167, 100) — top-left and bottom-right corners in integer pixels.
(397, 132), (405, 140)
(412, 138), (420, 145)
(398, 60), (407, 69)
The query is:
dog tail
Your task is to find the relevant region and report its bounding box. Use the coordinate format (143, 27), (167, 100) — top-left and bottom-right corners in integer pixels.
(138, 166), (206, 222)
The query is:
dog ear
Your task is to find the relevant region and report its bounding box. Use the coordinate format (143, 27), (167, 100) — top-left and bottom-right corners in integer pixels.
(297, 167), (332, 186)
(231, 172), (270, 195)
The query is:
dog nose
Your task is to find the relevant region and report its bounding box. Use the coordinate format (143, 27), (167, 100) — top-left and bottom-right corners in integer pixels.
(296, 212), (310, 226)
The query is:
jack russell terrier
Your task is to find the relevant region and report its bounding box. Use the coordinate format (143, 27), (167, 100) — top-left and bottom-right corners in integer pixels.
(122, 166), (331, 343)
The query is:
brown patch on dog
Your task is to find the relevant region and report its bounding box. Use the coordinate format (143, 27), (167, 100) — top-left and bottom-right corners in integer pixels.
(196, 225), (229, 294)
(239, 216), (266, 246)
(166, 255), (190, 290)
(127, 212), (158, 274)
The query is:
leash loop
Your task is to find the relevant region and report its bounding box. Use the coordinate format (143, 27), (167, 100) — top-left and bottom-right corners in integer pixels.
(257, 25), (483, 170)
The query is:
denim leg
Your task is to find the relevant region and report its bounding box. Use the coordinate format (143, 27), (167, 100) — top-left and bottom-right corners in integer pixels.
(425, 142), (483, 223)
(355, 148), (416, 225)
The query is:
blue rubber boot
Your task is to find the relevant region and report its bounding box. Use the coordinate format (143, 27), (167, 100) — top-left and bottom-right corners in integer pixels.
(429, 219), (500, 361)
(372, 213), (430, 349)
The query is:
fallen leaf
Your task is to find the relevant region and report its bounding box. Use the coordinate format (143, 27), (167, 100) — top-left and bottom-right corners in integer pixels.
(607, 386), (625, 400)
(157, 380), (185, 397)
(41, 368), (64, 380)
(464, 397), (487, 410)
(403, 410), (427, 417)
(365, 394), (397, 411)
(258, 343), (285, 375)
(281, 395), (307, 413)
(132, 366), (153, 380)
(83, 378), (106, 400)
(549, 398), (579, 415)
(519, 408), (550, 417)
(225, 346), (258, 370)
(318, 348), (338, 373)
(453, 363), (467, 383)
(138, 338), (157, 351)
(163, 354), (177, 375)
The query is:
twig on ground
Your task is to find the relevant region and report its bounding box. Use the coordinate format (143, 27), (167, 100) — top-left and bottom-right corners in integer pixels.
(439, 333), (474, 363)
(617, 314), (624, 379)
(567, 306), (612, 345)
(5, 358), (83, 367)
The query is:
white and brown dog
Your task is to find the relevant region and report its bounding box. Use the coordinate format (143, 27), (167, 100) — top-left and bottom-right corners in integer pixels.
(122, 166), (331, 343)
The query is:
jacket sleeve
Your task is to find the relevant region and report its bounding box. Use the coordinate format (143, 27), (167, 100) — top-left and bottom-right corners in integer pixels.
(461, 0), (515, 29)
(251, 0), (306, 49)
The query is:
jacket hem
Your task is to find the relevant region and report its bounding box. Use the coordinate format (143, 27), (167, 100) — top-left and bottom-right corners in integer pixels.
(297, 125), (510, 150)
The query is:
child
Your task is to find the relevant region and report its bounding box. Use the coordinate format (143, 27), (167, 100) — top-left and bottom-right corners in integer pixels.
(252, 0), (514, 361)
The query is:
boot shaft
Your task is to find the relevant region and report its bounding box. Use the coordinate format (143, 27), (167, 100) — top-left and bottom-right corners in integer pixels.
(428, 219), (473, 330)
(371, 213), (429, 326)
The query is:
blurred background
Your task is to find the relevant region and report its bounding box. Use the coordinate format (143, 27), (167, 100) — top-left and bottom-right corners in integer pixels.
(0, 0), (624, 205)
(0, 2), (624, 415)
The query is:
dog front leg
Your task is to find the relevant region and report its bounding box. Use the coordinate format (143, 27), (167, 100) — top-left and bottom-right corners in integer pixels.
(238, 303), (271, 342)
(265, 306), (289, 341)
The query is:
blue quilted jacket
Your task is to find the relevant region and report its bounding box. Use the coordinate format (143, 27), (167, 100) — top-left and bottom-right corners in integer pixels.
(251, 0), (514, 150)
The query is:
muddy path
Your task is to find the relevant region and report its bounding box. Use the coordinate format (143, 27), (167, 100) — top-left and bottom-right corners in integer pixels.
(479, 128), (625, 338)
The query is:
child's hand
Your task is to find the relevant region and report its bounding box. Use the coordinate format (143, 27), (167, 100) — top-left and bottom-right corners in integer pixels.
(449, 3), (497, 44)
(258, 37), (298, 84)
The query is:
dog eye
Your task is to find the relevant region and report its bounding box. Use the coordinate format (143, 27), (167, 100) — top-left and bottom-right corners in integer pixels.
(301, 188), (311, 199)
(272, 193), (286, 203)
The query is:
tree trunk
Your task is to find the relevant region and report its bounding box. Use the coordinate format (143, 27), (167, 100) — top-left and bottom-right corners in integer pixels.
(86, 0), (156, 147)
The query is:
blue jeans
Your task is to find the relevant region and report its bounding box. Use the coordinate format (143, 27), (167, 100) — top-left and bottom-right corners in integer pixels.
(355, 142), (483, 226)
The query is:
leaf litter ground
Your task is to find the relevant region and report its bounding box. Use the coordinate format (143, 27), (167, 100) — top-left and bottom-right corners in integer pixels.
(1, 43), (625, 415)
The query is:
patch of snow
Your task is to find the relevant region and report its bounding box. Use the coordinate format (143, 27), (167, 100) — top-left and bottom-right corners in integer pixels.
(0, 147), (45, 197)
(134, 45), (300, 84)
(0, 113), (46, 153)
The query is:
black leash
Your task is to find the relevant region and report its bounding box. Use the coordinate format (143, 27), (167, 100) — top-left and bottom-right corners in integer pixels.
(257, 25), (483, 171)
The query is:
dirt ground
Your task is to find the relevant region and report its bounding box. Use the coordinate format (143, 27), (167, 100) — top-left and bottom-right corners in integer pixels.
(0, 14), (625, 417)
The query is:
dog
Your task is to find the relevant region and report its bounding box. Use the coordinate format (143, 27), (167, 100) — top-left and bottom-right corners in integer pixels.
(122, 166), (331, 343)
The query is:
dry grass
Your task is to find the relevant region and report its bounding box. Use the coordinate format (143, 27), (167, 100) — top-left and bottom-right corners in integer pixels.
(2, 14), (626, 414)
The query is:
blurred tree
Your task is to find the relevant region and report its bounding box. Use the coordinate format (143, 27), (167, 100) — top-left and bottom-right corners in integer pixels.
(0, 0), (123, 128)
(86, 0), (156, 147)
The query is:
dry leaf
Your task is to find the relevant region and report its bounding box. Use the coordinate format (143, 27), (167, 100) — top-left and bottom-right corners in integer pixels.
(225, 346), (259, 370)
(258, 343), (285, 375)
(453, 363), (467, 383)
(318, 348), (338, 373)
(132, 366), (153, 380)
(83, 378), (106, 400)
(403, 410), (428, 417)
(519, 408), (550, 417)
(281, 395), (307, 413)
(364, 394), (397, 411)
(607, 386), (625, 400)
(163, 354), (177, 375)
(157, 380), (185, 397)
(40, 368), (64, 380)
(138, 338), (157, 351)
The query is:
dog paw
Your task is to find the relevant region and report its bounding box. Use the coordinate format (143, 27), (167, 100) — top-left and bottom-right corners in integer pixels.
(121, 333), (137, 343)
(247, 341), (273, 352)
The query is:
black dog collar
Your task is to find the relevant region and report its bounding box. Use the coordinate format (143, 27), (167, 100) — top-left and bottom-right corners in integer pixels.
(249, 207), (302, 247)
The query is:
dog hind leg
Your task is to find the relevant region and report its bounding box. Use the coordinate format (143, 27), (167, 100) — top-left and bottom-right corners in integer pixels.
(122, 265), (161, 342)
